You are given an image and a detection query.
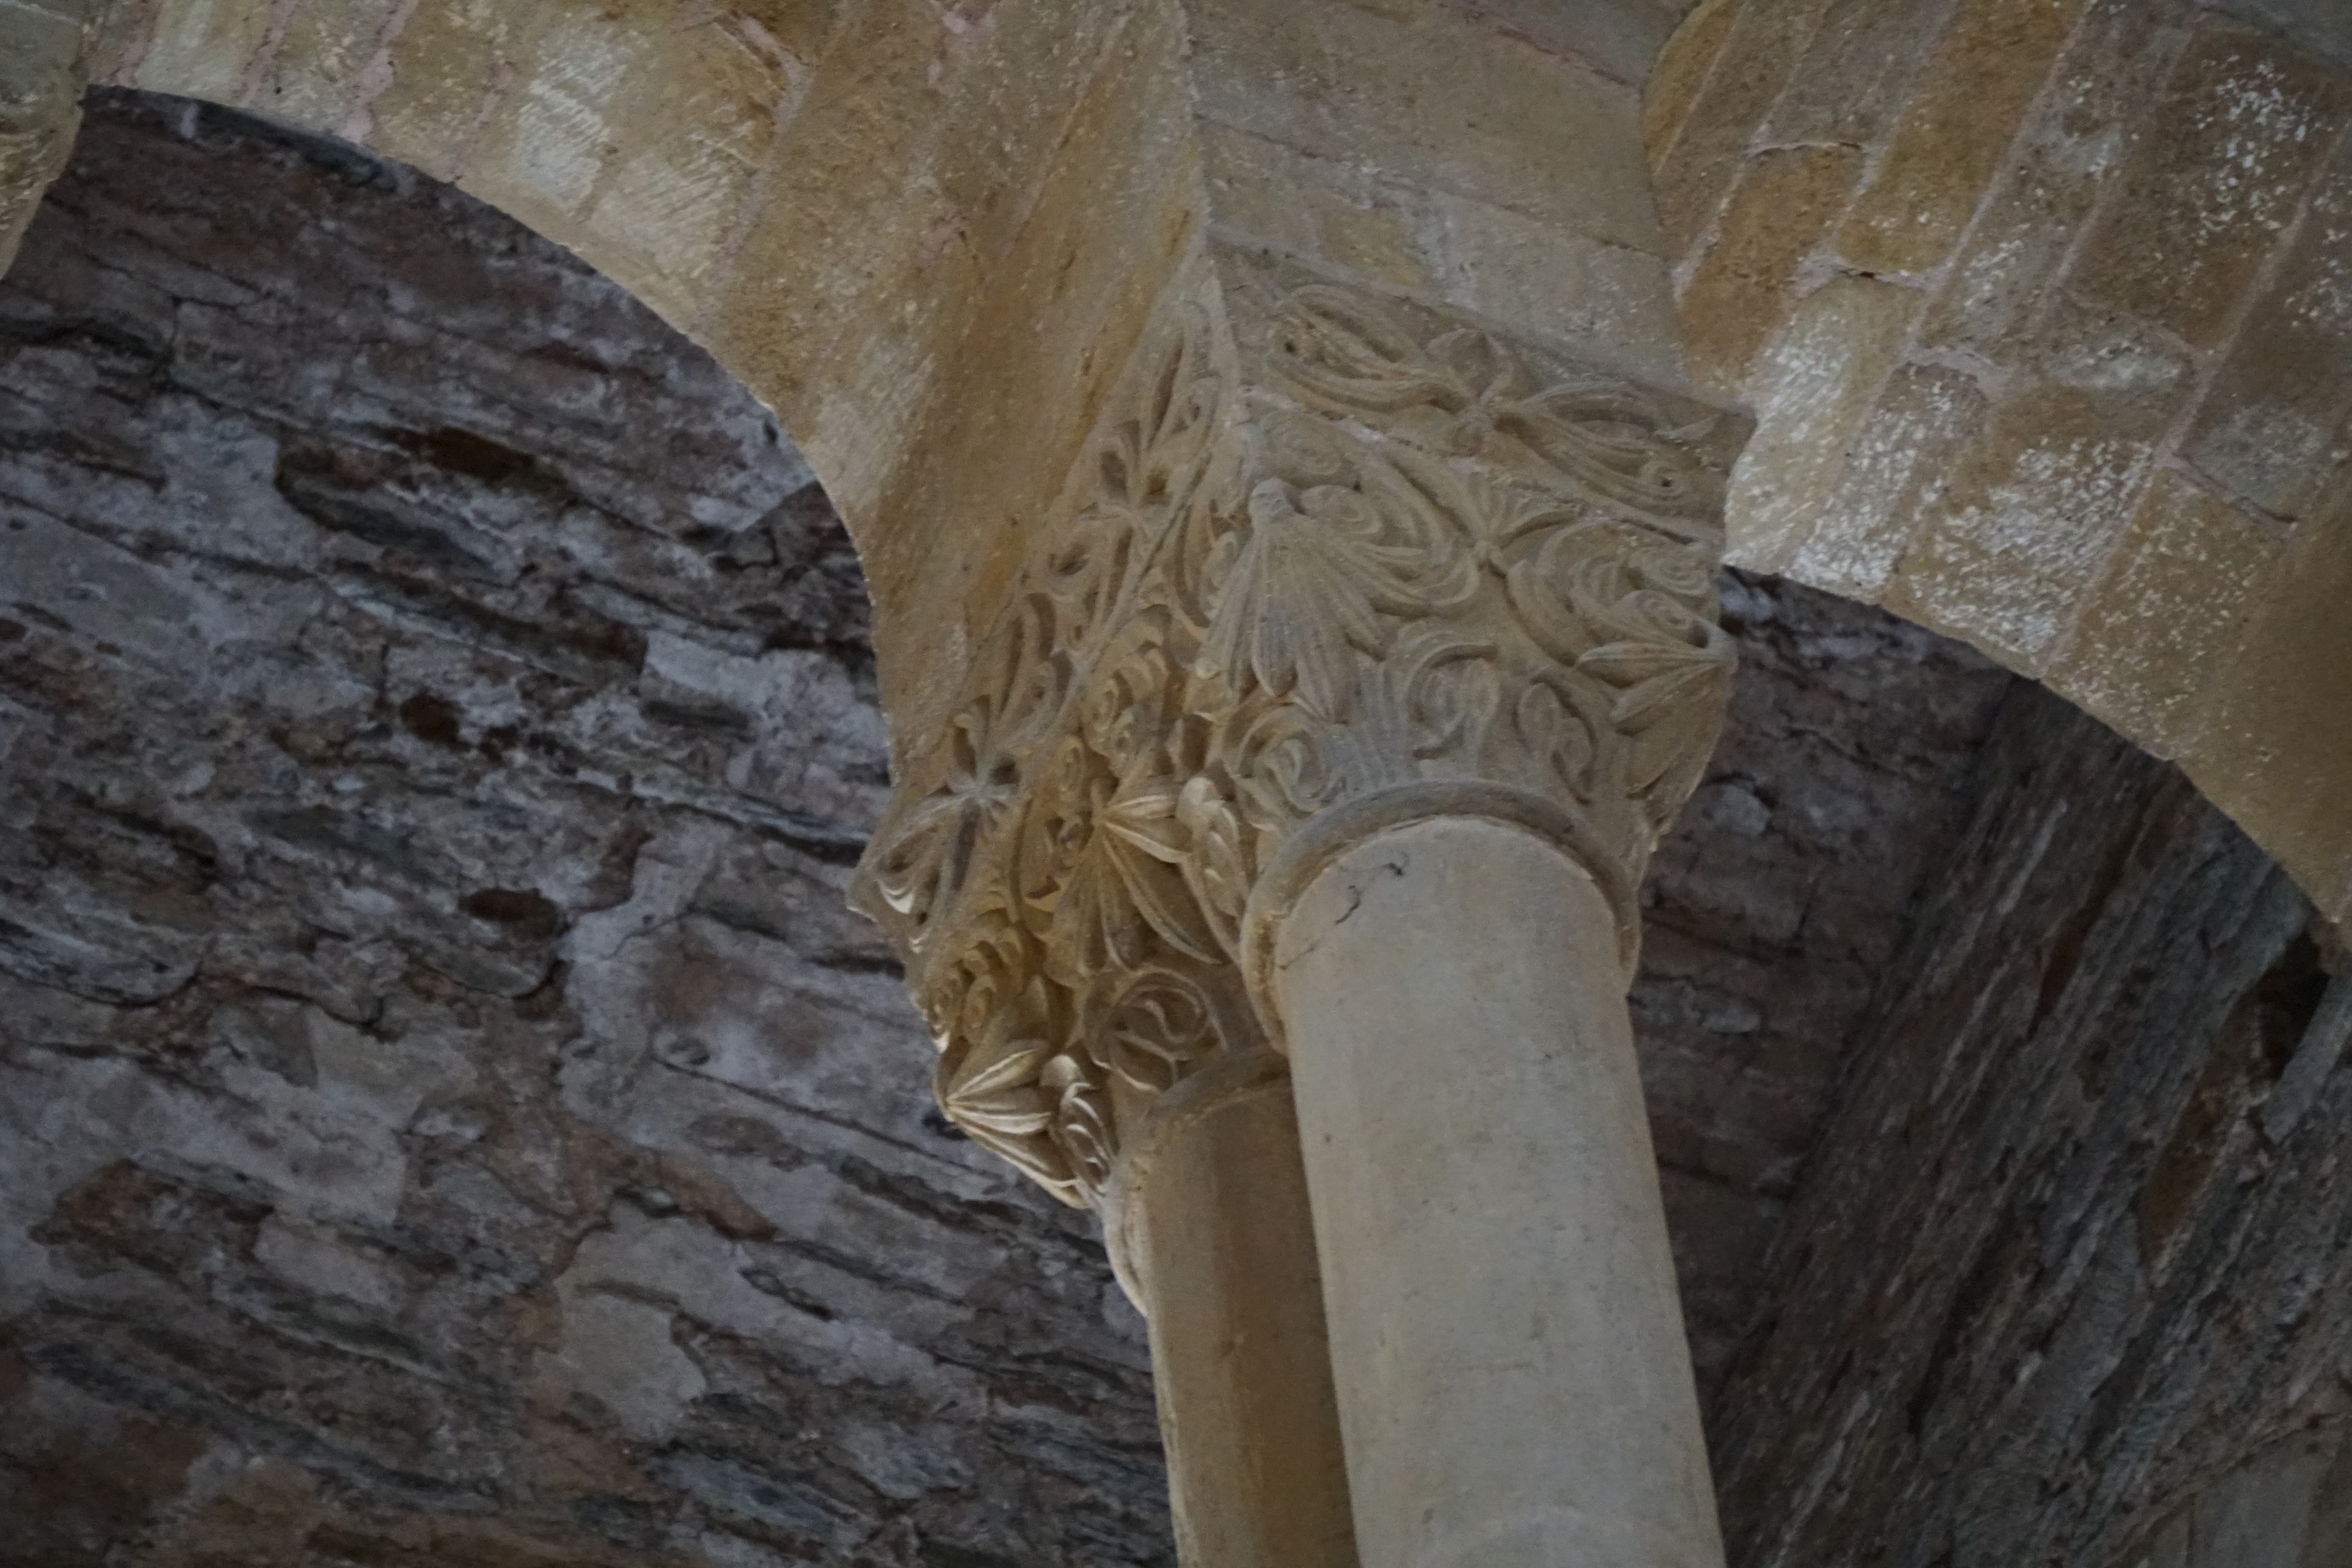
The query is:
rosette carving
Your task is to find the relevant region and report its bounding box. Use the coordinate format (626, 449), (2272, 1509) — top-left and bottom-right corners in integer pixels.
(854, 258), (1748, 1209)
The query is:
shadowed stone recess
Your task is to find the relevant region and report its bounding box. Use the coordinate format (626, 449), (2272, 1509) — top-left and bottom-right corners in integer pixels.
(1710, 685), (2347, 1568)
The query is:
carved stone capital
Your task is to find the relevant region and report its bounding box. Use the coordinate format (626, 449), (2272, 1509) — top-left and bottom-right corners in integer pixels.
(852, 245), (1749, 1208)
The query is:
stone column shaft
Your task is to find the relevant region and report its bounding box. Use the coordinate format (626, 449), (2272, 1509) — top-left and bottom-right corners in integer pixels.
(1108, 1053), (1358, 1567)
(1274, 817), (1723, 1568)
(848, 6), (1750, 1561)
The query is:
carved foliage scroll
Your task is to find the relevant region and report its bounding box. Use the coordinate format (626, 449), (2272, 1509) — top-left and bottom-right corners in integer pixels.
(854, 259), (1744, 1207)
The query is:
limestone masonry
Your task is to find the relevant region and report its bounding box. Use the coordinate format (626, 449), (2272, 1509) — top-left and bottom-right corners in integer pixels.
(0, 0), (2347, 1564)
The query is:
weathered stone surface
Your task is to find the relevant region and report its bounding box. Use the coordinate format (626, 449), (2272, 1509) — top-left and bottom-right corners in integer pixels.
(1709, 683), (2346, 1568)
(1785, 362), (1989, 601)
(1189, 0), (1663, 256)
(2214, 0), (2352, 76)
(1651, 0), (1838, 255)
(1832, 0), (2086, 277)
(2180, 132), (2352, 525)
(1677, 143), (1863, 391)
(1914, 0), (2194, 360)
(1720, 275), (1922, 574)
(1, 91), (1170, 1568)
(0, 0), (101, 275)
(14, 69), (2344, 1568)
(1755, 0), (1957, 152)
(1657, 0), (2352, 928)
(1643, 0), (1742, 165)
(2187, 489), (2352, 948)
(2049, 464), (2280, 760)
(2064, 17), (2349, 352)
(1890, 300), (2196, 671)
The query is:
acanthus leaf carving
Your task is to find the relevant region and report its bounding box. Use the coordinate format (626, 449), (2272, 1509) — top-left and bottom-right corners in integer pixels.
(854, 253), (1747, 1210)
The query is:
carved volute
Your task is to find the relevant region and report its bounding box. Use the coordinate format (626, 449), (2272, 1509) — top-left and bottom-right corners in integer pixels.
(851, 243), (1749, 1213)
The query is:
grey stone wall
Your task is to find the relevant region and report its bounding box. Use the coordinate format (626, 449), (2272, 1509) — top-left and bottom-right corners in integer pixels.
(1710, 683), (2350, 1568)
(0, 89), (1170, 1568)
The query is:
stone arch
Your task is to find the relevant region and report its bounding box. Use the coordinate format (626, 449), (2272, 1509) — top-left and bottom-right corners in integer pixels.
(96, 0), (1198, 768)
(1648, 0), (2352, 931)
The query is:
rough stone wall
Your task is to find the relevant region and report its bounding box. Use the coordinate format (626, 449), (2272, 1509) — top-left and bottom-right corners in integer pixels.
(1637, 567), (2016, 1396)
(1709, 680), (2351, 1568)
(1651, 0), (2352, 933)
(1, 91), (1172, 1568)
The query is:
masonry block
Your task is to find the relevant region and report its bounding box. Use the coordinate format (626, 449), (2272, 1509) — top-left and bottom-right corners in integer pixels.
(1678, 143), (1862, 392)
(1758, 0), (1962, 151)
(2188, 493), (2352, 928)
(1188, 0), (1662, 256)
(2181, 136), (2352, 525)
(1890, 302), (2193, 670)
(1787, 362), (1990, 601)
(1645, 0), (1744, 170)
(1652, 0), (1836, 259)
(1722, 274), (1920, 573)
(2047, 465), (2280, 758)
(132, 0), (273, 105)
(242, 0), (386, 133)
(2066, 18), (2349, 352)
(1835, 0), (2087, 278)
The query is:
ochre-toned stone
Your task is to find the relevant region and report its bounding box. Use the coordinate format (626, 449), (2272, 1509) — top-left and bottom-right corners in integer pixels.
(698, 0), (978, 526)
(1645, 0), (1745, 173)
(1420, 189), (1686, 380)
(1834, 0), (2089, 277)
(1889, 388), (2169, 674)
(1676, 143), (1863, 392)
(359, 0), (534, 179)
(455, 0), (671, 251)
(28, 4), (2352, 1559)
(2047, 465), (2280, 758)
(868, 0), (1197, 749)
(1721, 274), (1922, 573)
(1916, 0), (2191, 359)
(1197, 119), (1441, 295)
(572, 18), (800, 327)
(927, 0), (1148, 289)
(1459, 0), (1682, 89)
(131, 0), (273, 105)
(2181, 138), (2352, 524)
(1652, 0), (1836, 256)
(1188, 0), (1665, 256)
(2186, 494), (2352, 927)
(241, 0), (385, 132)
(2066, 18), (2349, 351)
(0, 0), (89, 275)
(727, 0), (844, 67)
(1757, 0), (1962, 151)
